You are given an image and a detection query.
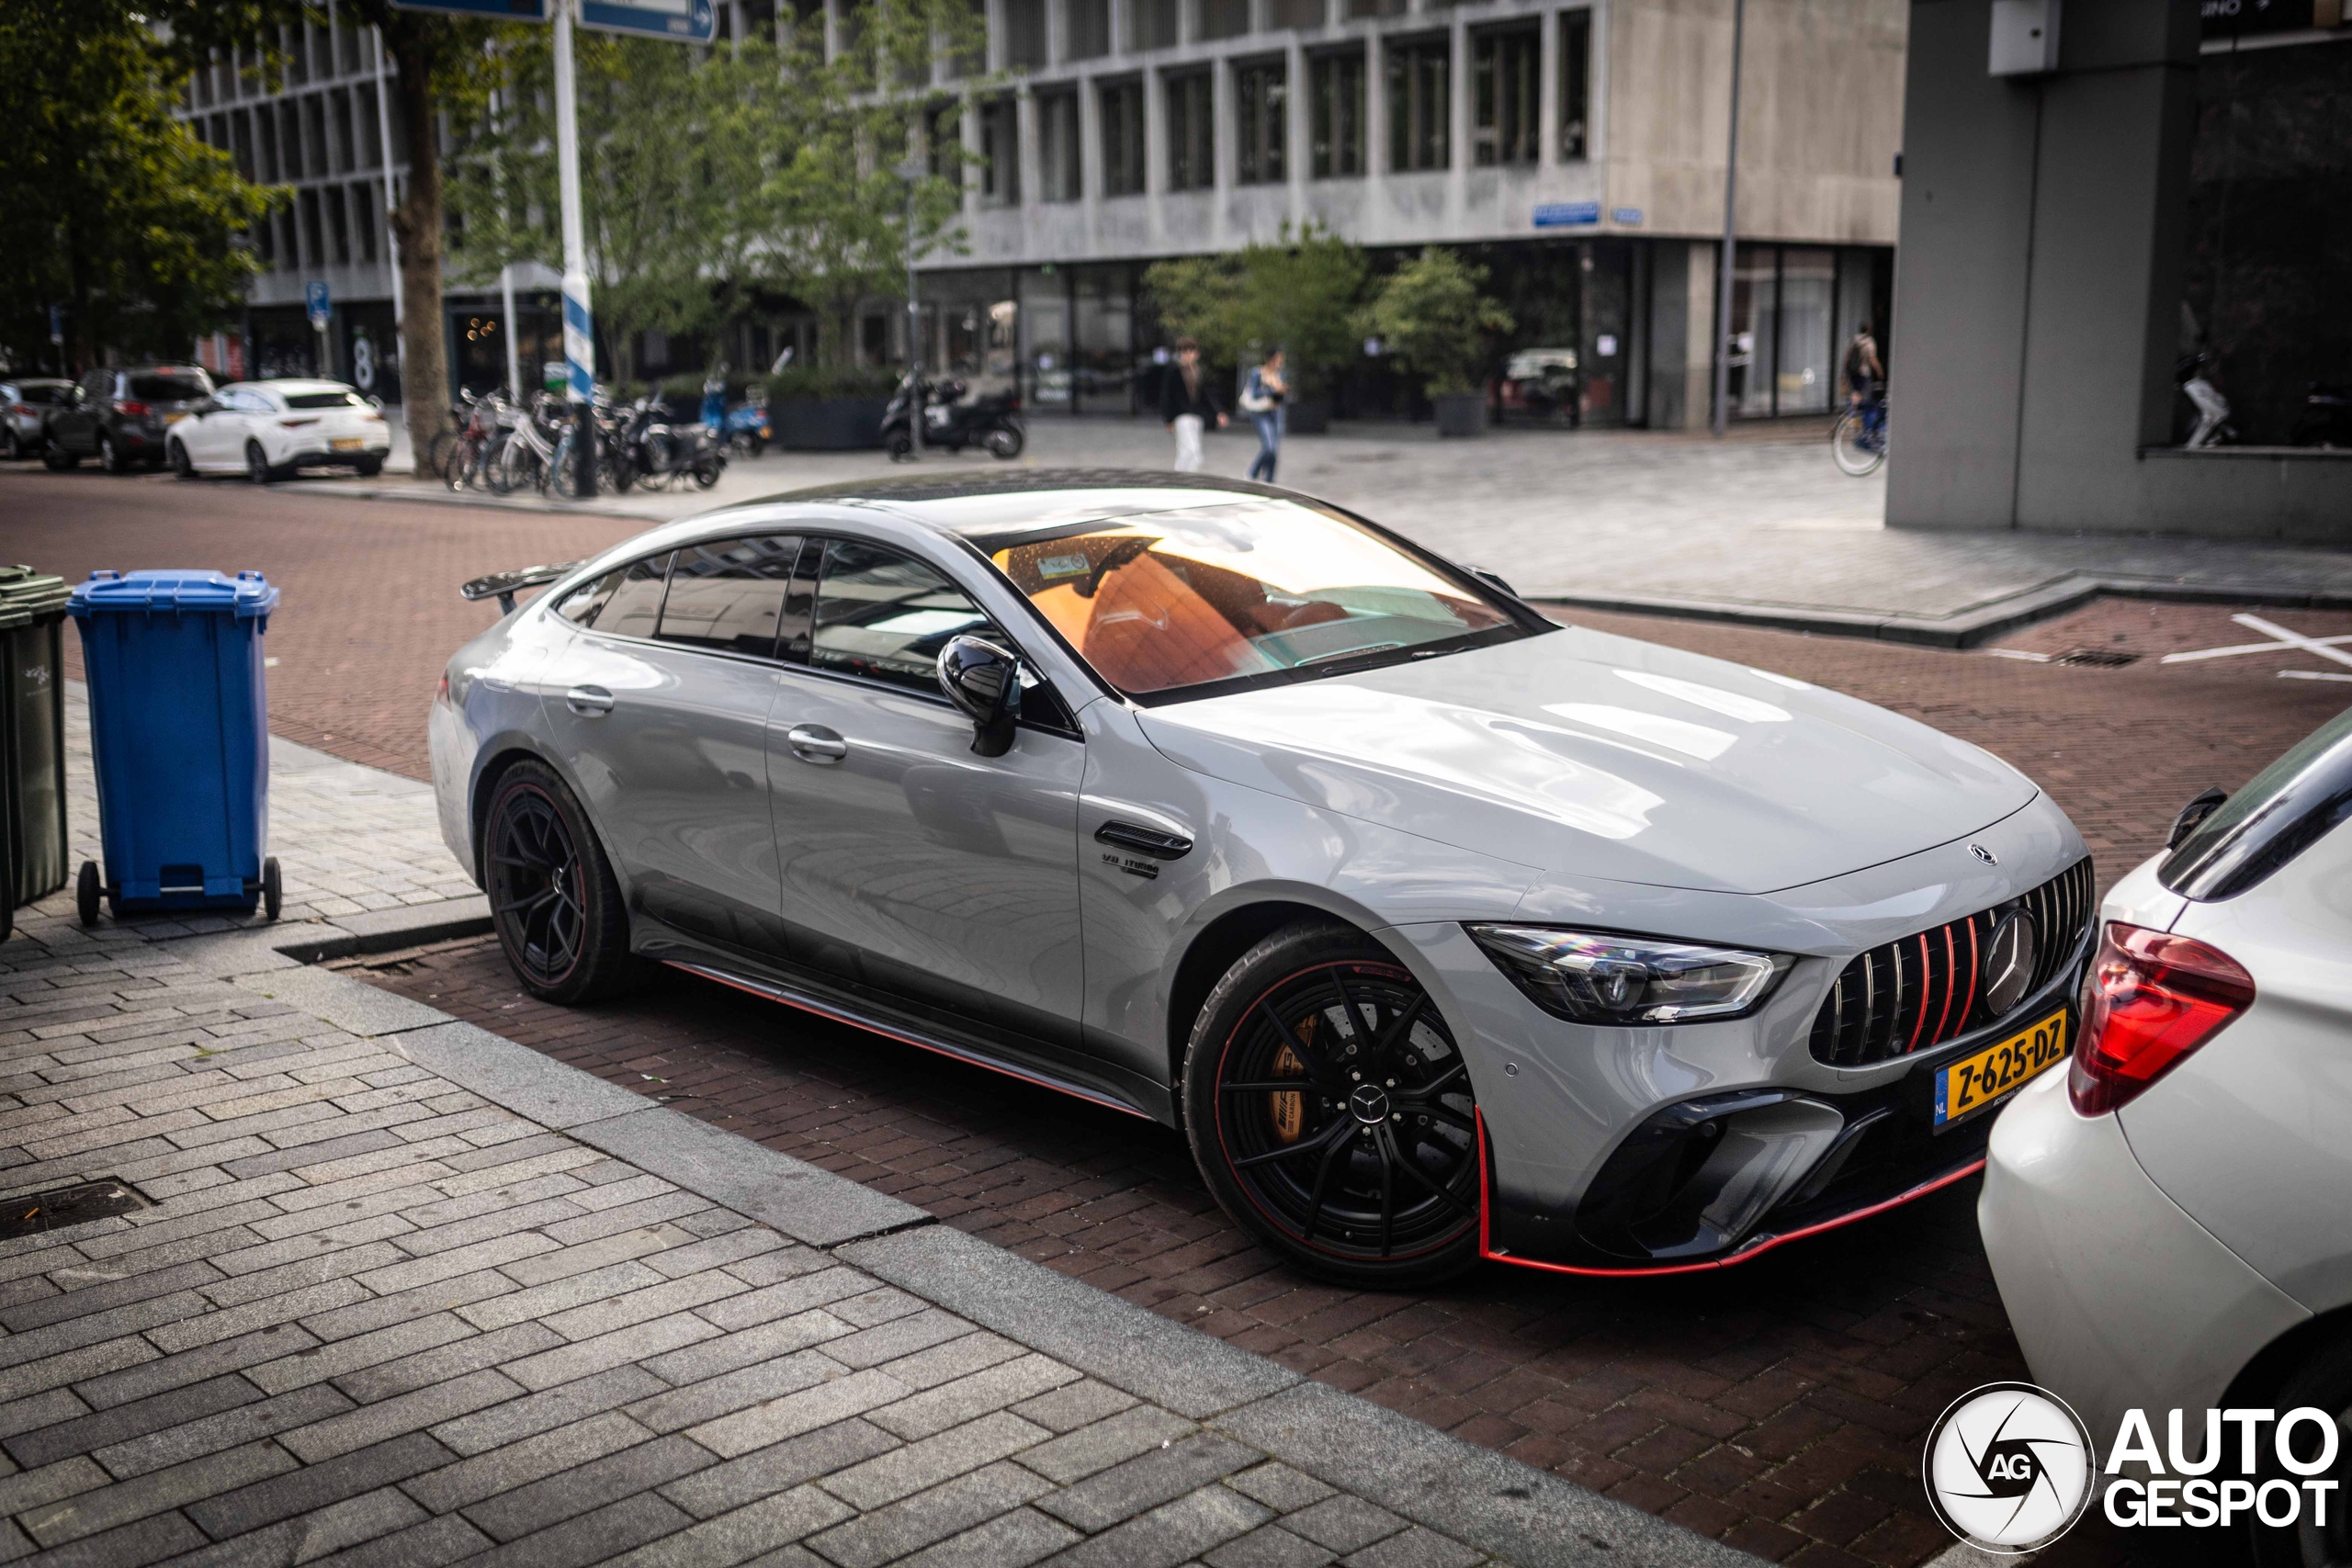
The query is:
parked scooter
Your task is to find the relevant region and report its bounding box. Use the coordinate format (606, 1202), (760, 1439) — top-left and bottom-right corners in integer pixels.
(720, 398), (770, 458)
(617, 391), (726, 491)
(881, 372), (1024, 461)
(2178, 352), (2236, 449)
(2292, 381), (2352, 449)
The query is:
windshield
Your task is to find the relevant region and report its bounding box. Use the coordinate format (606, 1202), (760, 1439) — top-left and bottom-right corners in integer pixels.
(2161, 705), (2352, 900)
(130, 373), (209, 402)
(283, 389), (367, 410)
(982, 497), (1530, 701)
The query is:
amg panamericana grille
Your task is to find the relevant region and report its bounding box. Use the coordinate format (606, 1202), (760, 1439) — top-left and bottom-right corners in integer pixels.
(1807, 857), (2095, 1066)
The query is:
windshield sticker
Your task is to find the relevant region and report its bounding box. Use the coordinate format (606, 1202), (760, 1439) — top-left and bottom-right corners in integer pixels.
(1038, 554), (1091, 579)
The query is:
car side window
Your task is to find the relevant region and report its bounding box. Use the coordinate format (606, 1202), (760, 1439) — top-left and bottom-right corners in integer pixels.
(654, 536), (805, 659)
(584, 552), (672, 639)
(808, 539), (992, 696)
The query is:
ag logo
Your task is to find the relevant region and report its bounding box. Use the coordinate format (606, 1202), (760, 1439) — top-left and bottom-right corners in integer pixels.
(1924, 1382), (2095, 1552)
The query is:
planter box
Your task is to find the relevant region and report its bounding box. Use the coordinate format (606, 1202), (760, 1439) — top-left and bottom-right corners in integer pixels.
(1433, 393), (1487, 439)
(1283, 400), (1332, 435)
(774, 397), (888, 450)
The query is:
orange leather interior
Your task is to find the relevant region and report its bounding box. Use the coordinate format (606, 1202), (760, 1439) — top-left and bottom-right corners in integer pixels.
(1063, 554), (1266, 692)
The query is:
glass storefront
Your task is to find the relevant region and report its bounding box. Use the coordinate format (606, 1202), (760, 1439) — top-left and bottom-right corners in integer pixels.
(1728, 243), (1891, 418)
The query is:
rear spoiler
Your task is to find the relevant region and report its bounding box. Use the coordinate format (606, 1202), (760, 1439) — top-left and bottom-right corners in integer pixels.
(460, 561), (582, 617)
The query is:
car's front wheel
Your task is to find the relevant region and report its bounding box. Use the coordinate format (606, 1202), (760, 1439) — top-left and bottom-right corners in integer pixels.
(1184, 922), (1484, 1287)
(170, 440), (198, 479)
(482, 761), (640, 1004)
(245, 440), (274, 485)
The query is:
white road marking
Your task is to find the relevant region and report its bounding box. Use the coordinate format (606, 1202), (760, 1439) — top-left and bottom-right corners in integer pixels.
(2162, 613), (2352, 667)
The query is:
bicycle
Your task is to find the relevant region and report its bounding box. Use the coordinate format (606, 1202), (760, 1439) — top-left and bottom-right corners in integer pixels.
(1832, 390), (1889, 476)
(439, 390), (499, 491)
(485, 391), (562, 495)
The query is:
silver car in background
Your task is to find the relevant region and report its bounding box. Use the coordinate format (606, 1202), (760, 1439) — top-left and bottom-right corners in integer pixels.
(430, 471), (2093, 1287)
(1, 378), (71, 461)
(1982, 712), (2352, 1566)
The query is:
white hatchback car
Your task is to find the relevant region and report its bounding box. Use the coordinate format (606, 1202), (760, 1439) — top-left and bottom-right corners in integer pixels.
(1981, 707), (2352, 1564)
(165, 378), (392, 482)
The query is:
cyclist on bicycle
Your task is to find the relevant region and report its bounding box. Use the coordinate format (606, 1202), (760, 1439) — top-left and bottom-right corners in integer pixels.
(1842, 324), (1884, 412)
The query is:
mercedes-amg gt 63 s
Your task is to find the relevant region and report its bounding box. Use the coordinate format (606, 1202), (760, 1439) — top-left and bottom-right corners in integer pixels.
(432, 471), (2094, 1286)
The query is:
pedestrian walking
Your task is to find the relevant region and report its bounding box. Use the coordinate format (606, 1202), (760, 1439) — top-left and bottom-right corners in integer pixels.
(1161, 336), (1226, 472)
(1240, 348), (1286, 483)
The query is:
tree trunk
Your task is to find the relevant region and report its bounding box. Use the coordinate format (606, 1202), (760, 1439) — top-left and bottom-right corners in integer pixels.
(381, 16), (451, 468)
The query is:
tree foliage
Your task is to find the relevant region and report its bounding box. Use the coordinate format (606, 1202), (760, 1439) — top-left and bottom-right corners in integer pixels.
(0, 0), (282, 369)
(1357, 248), (1515, 399)
(1143, 222), (1369, 396)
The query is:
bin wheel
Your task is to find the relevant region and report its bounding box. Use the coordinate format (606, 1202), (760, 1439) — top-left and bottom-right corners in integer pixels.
(75, 862), (101, 927)
(261, 858), (282, 921)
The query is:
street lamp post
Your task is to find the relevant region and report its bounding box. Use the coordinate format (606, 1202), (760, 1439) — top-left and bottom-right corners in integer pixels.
(896, 158), (924, 457)
(1711, 0), (1746, 439)
(555, 0), (598, 497)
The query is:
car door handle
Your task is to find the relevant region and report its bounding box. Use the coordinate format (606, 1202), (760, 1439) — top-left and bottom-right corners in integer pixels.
(785, 724), (848, 762)
(1094, 820), (1193, 860)
(565, 685), (615, 716)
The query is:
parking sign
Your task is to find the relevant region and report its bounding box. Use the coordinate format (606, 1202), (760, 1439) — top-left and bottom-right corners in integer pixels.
(580, 0), (714, 41)
(305, 281), (333, 326)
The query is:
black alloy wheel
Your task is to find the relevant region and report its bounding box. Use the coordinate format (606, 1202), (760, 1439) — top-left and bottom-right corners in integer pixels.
(1187, 923), (1482, 1286)
(170, 440), (198, 479)
(99, 433), (126, 474)
(2250, 1329), (2352, 1567)
(245, 440), (274, 485)
(2, 428), (17, 460)
(483, 762), (639, 1004)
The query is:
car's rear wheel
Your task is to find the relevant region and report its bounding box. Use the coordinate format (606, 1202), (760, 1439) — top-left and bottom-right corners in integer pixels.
(2, 428), (17, 460)
(41, 444), (75, 470)
(99, 433), (128, 474)
(245, 440), (274, 485)
(170, 440), (198, 479)
(1184, 922), (1483, 1287)
(2250, 1330), (2352, 1567)
(483, 761), (639, 1004)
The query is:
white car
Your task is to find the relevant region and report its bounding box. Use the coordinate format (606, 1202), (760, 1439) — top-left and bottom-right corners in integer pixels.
(165, 378), (391, 482)
(1981, 708), (2352, 1563)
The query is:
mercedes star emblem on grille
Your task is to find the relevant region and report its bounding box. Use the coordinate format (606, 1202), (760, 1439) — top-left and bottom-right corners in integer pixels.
(1970, 843), (1998, 865)
(1981, 909), (2040, 1018)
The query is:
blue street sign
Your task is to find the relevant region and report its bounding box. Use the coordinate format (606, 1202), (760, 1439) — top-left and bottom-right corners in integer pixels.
(581, 0), (714, 40)
(390, 0), (549, 18)
(1532, 202), (1602, 229)
(1611, 207), (1645, 226)
(305, 281), (333, 326)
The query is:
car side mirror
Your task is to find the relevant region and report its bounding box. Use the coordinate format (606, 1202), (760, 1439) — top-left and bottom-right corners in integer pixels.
(936, 634), (1023, 758)
(195, 398), (220, 415)
(2168, 786), (2229, 850)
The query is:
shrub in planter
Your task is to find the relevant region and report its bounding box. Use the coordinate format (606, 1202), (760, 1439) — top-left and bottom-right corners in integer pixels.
(1357, 248), (1514, 436)
(764, 366), (902, 450)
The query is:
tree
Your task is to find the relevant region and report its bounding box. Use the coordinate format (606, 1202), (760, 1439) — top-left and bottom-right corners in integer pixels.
(1143, 223), (1369, 397)
(1357, 248), (1515, 400)
(0, 1), (280, 370)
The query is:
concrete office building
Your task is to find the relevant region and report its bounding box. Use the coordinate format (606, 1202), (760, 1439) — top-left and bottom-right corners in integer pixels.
(180, 0), (1904, 431)
(1888, 0), (2352, 539)
(894, 0), (1905, 425)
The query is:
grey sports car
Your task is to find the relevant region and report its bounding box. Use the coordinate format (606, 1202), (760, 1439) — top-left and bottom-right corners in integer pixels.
(431, 470), (2094, 1286)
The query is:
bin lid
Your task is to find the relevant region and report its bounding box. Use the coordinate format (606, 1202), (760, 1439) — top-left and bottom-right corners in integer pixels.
(67, 570), (279, 620)
(0, 566), (69, 620)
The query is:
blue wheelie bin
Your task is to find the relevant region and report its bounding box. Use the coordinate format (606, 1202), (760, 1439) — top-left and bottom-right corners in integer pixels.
(67, 570), (282, 923)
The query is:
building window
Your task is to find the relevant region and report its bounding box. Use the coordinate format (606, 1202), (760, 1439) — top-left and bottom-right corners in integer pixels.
(950, 0), (987, 76)
(1003, 0), (1047, 69)
(924, 100), (960, 178)
(255, 107), (279, 182)
(352, 184), (378, 262)
(280, 100), (303, 179)
(1068, 0), (1111, 59)
(1132, 0), (1178, 50)
(1200, 0), (1250, 40)
(1039, 87), (1082, 201)
(1102, 77), (1147, 195)
(357, 83), (381, 169)
(1236, 59), (1285, 185)
(1386, 36), (1448, 173)
(1309, 49), (1363, 179)
(1560, 7), (1590, 161)
(1346, 0), (1404, 17)
(327, 184), (350, 263)
(300, 187), (325, 268)
(979, 96), (1020, 204)
(1473, 25), (1539, 166)
(277, 209), (299, 272)
(1270, 0), (1323, 26)
(1165, 68), (1214, 191)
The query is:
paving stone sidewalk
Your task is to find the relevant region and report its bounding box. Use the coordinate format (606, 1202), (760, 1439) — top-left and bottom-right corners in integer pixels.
(0, 712), (1757, 1567)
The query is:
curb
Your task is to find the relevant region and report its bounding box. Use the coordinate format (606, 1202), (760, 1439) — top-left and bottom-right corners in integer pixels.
(1531, 572), (2352, 649)
(173, 909), (1766, 1568)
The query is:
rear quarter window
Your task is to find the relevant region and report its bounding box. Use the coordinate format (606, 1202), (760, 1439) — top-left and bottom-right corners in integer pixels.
(2162, 705), (2352, 900)
(130, 373), (210, 401)
(282, 390), (365, 410)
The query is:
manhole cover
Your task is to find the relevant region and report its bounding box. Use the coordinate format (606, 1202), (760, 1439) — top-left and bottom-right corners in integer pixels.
(2053, 647), (2141, 668)
(0, 1180), (149, 1241)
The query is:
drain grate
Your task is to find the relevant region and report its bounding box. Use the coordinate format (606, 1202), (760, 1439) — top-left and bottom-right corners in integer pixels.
(2053, 647), (2142, 668)
(0, 1179), (149, 1241)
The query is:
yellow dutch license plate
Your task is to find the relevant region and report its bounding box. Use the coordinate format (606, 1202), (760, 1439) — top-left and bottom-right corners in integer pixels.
(164, 412), (188, 424)
(331, 437), (365, 451)
(1934, 1009), (2070, 1126)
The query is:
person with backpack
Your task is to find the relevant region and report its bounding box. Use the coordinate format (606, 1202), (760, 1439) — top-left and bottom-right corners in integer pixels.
(1160, 337), (1227, 472)
(1239, 348), (1287, 482)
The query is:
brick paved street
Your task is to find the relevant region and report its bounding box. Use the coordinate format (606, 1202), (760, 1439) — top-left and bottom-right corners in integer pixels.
(317, 602), (2351, 1568)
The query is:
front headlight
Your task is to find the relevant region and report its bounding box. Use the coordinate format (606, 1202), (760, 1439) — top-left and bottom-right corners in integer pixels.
(1466, 925), (1792, 1025)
